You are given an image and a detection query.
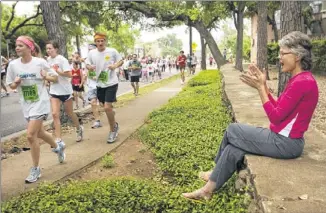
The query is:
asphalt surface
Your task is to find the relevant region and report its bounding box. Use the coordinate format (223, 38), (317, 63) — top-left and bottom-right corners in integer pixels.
(0, 71), (177, 137)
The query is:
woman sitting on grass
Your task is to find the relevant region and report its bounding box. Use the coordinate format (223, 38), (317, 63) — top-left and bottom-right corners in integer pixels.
(182, 31), (319, 201)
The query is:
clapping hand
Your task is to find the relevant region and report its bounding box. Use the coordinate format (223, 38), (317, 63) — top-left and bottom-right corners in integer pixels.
(240, 64), (267, 90)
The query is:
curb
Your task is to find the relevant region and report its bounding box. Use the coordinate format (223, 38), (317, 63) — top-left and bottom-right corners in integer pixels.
(1, 73), (180, 143)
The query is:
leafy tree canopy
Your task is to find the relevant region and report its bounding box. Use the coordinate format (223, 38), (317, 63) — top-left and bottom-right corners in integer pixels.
(157, 33), (183, 57)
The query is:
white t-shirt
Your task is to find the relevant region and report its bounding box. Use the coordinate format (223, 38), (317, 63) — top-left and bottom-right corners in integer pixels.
(153, 62), (159, 70)
(6, 57), (58, 118)
(47, 55), (73, 95)
(147, 64), (154, 73)
(158, 60), (164, 67)
(86, 48), (122, 88)
(191, 56), (197, 65)
(123, 59), (130, 70)
(83, 57), (97, 90)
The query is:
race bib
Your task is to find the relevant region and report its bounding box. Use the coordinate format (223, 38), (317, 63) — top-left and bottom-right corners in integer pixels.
(22, 84), (39, 102)
(88, 70), (96, 78)
(98, 70), (108, 83)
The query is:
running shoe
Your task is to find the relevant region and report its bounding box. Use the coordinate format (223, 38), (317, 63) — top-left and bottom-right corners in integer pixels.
(25, 167), (41, 183)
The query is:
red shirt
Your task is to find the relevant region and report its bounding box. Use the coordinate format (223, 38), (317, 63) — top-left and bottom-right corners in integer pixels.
(263, 71), (318, 138)
(71, 68), (82, 86)
(177, 55), (187, 66)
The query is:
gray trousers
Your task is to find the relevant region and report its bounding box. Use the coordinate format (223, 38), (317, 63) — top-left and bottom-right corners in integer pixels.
(210, 123), (305, 190)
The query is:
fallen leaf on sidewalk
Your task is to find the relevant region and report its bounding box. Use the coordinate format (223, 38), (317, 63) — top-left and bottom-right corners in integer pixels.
(299, 194), (308, 200)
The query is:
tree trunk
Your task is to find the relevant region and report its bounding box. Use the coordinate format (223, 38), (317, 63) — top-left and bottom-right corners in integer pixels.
(40, 1), (70, 125)
(200, 34), (206, 70)
(278, 1), (304, 96)
(234, 1), (245, 72)
(40, 1), (68, 58)
(272, 13), (279, 42)
(193, 20), (225, 69)
(76, 34), (81, 55)
(257, 1), (270, 80)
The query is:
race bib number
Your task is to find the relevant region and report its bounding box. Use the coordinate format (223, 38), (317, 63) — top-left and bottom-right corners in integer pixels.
(22, 85), (39, 102)
(88, 70), (96, 78)
(98, 70), (108, 83)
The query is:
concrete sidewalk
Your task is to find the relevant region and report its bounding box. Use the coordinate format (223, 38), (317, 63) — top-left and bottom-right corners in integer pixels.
(221, 64), (326, 213)
(1, 77), (185, 201)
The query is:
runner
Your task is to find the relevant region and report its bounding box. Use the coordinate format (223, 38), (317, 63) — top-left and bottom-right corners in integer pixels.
(186, 54), (192, 75)
(46, 40), (84, 143)
(147, 60), (155, 83)
(122, 56), (130, 81)
(209, 56), (213, 66)
(128, 54), (142, 96)
(84, 44), (102, 129)
(160, 57), (166, 73)
(191, 53), (197, 75)
(71, 62), (86, 110)
(154, 59), (162, 80)
(141, 57), (148, 82)
(177, 51), (187, 85)
(168, 57), (172, 73)
(86, 32), (123, 143)
(6, 36), (65, 183)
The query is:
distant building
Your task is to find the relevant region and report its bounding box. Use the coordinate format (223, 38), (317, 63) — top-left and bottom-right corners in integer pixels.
(250, 13), (276, 63)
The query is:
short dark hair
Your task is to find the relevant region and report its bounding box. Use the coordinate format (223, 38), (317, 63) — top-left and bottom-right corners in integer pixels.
(180, 51), (184, 53)
(46, 40), (59, 49)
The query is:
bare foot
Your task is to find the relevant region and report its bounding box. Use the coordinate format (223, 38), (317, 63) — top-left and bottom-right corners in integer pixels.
(199, 171), (212, 182)
(182, 188), (212, 201)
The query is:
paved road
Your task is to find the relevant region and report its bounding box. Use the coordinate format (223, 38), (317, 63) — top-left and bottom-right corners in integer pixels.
(0, 70), (178, 137)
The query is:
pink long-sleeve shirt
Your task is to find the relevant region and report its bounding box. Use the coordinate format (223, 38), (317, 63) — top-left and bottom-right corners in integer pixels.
(263, 71), (319, 138)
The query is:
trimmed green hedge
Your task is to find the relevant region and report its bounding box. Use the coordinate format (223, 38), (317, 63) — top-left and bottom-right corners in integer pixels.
(312, 39), (326, 72)
(2, 70), (250, 213)
(2, 179), (247, 213)
(267, 42), (280, 65)
(140, 70), (232, 186)
(267, 39), (326, 73)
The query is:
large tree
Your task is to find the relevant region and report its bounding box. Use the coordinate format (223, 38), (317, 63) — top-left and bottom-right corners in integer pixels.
(118, 1), (228, 68)
(200, 33), (207, 70)
(267, 2), (281, 42)
(1, 2), (43, 41)
(40, 1), (68, 57)
(218, 22), (251, 62)
(157, 33), (183, 57)
(228, 1), (246, 71)
(95, 23), (140, 57)
(257, 1), (269, 79)
(278, 1), (304, 96)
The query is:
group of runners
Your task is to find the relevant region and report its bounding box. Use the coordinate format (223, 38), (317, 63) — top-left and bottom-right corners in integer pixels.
(5, 32), (122, 183)
(2, 30), (200, 184)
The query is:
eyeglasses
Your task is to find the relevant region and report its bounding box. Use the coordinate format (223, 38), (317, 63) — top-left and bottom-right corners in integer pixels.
(279, 52), (293, 58)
